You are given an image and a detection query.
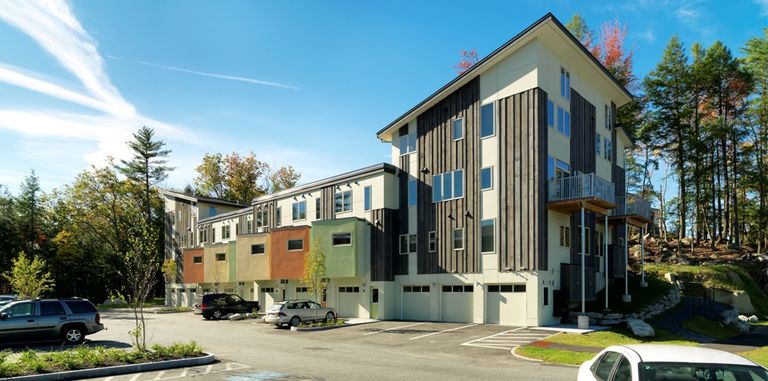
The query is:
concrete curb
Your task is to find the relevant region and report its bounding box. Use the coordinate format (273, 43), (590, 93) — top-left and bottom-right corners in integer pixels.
(510, 346), (580, 368)
(291, 324), (347, 332)
(4, 352), (215, 381)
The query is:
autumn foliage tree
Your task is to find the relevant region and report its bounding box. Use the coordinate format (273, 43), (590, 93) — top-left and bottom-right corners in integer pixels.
(454, 49), (479, 75)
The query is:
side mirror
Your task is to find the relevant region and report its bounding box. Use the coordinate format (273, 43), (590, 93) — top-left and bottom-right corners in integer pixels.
(0, 312), (8, 320)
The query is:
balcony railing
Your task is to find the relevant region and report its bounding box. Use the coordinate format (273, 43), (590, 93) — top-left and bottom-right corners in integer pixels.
(548, 173), (615, 205)
(612, 196), (652, 220)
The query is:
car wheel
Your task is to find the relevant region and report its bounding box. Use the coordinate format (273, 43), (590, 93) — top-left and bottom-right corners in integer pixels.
(61, 325), (85, 344)
(290, 316), (301, 327)
(212, 310), (223, 320)
(325, 312), (335, 322)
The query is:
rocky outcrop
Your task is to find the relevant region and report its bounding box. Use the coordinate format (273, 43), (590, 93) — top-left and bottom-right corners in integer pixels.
(713, 290), (756, 315)
(569, 286), (682, 326)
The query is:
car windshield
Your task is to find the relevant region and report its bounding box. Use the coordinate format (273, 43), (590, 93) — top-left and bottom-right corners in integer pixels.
(268, 303), (285, 312)
(640, 362), (768, 381)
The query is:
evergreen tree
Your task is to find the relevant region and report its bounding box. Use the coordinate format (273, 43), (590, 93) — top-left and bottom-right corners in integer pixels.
(117, 126), (173, 219)
(17, 171), (42, 255)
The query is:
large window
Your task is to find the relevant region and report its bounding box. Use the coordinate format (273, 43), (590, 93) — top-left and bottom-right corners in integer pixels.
(432, 169), (464, 202)
(481, 103), (494, 138)
(335, 190), (352, 213)
(481, 167), (493, 190)
(453, 228), (464, 250)
(316, 198), (321, 219)
(288, 239), (303, 251)
(428, 231), (436, 252)
(452, 118), (464, 140)
(364, 186), (372, 211)
(292, 200), (306, 221)
(399, 126), (416, 155)
(251, 244), (265, 255)
(332, 233), (352, 246)
(560, 67), (571, 100)
(399, 234), (416, 254)
(408, 179), (417, 206)
(222, 225), (230, 239)
(481, 219), (495, 253)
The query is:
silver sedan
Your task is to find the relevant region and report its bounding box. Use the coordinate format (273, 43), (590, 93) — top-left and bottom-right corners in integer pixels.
(264, 300), (336, 327)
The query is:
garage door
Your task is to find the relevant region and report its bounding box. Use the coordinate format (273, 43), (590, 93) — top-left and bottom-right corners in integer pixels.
(337, 286), (361, 318)
(402, 285), (431, 321)
(441, 285), (473, 323)
(294, 286), (310, 301)
(261, 287), (278, 309)
(485, 284), (526, 326)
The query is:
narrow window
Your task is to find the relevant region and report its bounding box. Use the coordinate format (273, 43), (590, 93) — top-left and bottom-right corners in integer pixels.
(408, 179), (417, 206)
(212, 229), (216, 242)
(544, 287), (549, 306)
(428, 231), (436, 252)
(564, 110), (571, 137)
(288, 239), (303, 251)
(251, 244), (265, 255)
(547, 100), (554, 127)
(452, 118), (464, 140)
(453, 169), (464, 198)
(247, 220), (253, 234)
(596, 135), (601, 156)
(364, 186), (372, 211)
(432, 174), (442, 202)
(480, 103), (494, 138)
(332, 233), (352, 246)
(547, 156), (554, 179)
(443, 172), (453, 200)
(481, 219), (495, 253)
(453, 228), (464, 250)
(481, 167), (492, 190)
(408, 234), (417, 253)
(399, 235), (409, 254)
(557, 106), (564, 134)
(215, 253), (225, 261)
(275, 207), (281, 227)
(316, 197), (322, 219)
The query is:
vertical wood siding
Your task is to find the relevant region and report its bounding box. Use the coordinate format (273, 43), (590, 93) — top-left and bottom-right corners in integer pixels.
(569, 90), (599, 267)
(253, 201), (276, 232)
(398, 156), (410, 236)
(321, 186), (336, 220)
(498, 88), (549, 271)
(370, 208), (402, 280)
(611, 101), (627, 275)
(415, 78), (480, 274)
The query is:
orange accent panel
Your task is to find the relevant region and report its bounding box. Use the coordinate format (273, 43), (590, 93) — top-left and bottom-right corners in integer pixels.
(182, 247), (204, 283)
(269, 226), (310, 280)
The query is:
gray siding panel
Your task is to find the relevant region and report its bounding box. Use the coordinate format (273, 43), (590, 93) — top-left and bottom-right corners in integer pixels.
(398, 156), (410, 236)
(370, 208), (402, 280)
(321, 186), (336, 220)
(569, 90), (599, 267)
(498, 88), (548, 272)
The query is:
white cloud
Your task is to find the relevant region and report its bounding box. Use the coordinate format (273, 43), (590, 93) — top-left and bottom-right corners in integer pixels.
(634, 28), (656, 43)
(756, 0), (768, 16)
(107, 55), (300, 90)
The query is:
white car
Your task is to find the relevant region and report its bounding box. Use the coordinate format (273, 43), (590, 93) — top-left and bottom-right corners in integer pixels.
(578, 344), (768, 381)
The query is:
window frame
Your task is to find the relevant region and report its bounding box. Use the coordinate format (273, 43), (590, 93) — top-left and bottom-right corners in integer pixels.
(452, 228), (464, 251)
(480, 167), (493, 190)
(432, 169), (465, 203)
(275, 207), (282, 227)
(332, 232), (352, 246)
(481, 219), (495, 253)
(452, 118), (464, 141)
(222, 225), (230, 239)
(193, 256), (203, 264)
(596, 135), (601, 156)
(480, 102), (495, 138)
(292, 200), (306, 221)
(399, 128), (417, 155)
(316, 197), (322, 219)
(335, 190), (352, 213)
(251, 244), (265, 255)
(215, 253), (226, 261)
(364, 186), (372, 211)
(428, 231), (436, 252)
(287, 239), (304, 252)
(547, 100), (554, 128)
(408, 178), (417, 207)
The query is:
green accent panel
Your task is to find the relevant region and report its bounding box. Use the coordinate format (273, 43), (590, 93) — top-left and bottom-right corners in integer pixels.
(312, 219), (359, 278)
(228, 241), (237, 281)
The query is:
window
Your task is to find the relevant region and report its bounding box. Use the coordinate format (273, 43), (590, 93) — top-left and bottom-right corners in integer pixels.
(560, 67), (570, 100)
(288, 239), (303, 251)
(215, 253), (225, 261)
(399, 126), (417, 154)
(399, 234), (416, 254)
(544, 287), (549, 306)
(442, 285), (474, 292)
(201, 230), (208, 243)
(256, 209), (268, 228)
(292, 200), (306, 221)
(452, 118), (464, 140)
(275, 207), (281, 227)
(481, 103), (494, 137)
(596, 135), (601, 156)
(316, 198), (322, 219)
(335, 190), (352, 213)
(193, 256), (202, 264)
(332, 233), (352, 246)
(453, 228), (464, 250)
(222, 225), (230, 239)
(251, 244), (265, 255)
(262, 287), (275, 293)
(4, 302), (32, 318)
(596, 231), (604, 256)
(481, 219), (495, 253)
(403, 286), (430, 293)
(408, 179), (417, 206)
(555, 160), (570, 178)
(564, 108), (571, 137)
(339, 286), (360, 293)
(605, 104), (611, 129)
(432, 169), (464, 202)
(209, 206), (217, 217)
(560, 226), (570, 247)
(547, 100), (554, 127)
(428, 231), (436, 252)
(604, 138), (612, 161)
(364, 186), (372, 211)
(481, 167), (493, 190)
(40, 301), (66, 316)
(296, 287), (308, 293)
(246, 220), (253, 234)
(212, 229), (216, 242)
(576, 226), (591, 255)
(593, 352), (622, 380)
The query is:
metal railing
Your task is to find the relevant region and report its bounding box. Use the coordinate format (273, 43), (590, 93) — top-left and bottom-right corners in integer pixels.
(548, 173), (615, 204)
(612, 196), (651, 219)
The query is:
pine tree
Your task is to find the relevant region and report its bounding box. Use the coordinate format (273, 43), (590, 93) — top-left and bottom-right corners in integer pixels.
(117, 126), (173, 219)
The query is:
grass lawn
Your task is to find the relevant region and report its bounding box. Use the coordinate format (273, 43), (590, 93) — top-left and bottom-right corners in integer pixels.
(741, 347), (768, 368)
(515, 346), (595, 366)
(682, 316), (741, 340)
(545, 328), (698, 348)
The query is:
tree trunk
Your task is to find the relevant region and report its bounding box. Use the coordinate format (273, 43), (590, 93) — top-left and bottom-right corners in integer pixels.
(677, 131), (687, 249)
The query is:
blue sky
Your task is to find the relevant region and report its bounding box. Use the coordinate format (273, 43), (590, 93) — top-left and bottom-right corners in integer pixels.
(0, 0), (766, 194)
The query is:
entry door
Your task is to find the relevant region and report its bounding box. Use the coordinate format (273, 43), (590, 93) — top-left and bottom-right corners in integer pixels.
(370, 288), (379, 319)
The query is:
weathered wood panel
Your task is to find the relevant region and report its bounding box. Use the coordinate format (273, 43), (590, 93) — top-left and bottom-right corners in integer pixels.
(253, 201), (277, 232)
(321, 186), (336, 220)
(398, 156), (410, 236)
(370, 208), (402, 280)
(415, 78), (480, 274)
(569, 90), (598, 267)
(498, 88), (548, 271)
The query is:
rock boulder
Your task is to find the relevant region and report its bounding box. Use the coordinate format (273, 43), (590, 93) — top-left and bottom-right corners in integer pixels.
(626, 318), (655, 337)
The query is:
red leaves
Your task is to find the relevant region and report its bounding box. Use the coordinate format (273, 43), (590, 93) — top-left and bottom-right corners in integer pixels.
(454, 49), (479, 75)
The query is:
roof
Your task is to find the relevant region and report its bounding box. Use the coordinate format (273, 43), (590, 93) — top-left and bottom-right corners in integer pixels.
(159, 189), (248, 208)
(619, 345), (758, 366)
(376, 12), (633, 140)
(198, 205), (253, 224)
(252, 162), (397, 204)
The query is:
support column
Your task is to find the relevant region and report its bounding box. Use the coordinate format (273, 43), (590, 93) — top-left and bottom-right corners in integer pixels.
(604, 214), (609, 311)
(623, 223), (631, 303)
(641, 226), (647, 287)
(578, 205), (589, 329)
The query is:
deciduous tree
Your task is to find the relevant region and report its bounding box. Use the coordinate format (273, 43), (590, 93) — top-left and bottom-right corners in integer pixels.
(3, 251), (54, 299)
(302, 237), (327, 309)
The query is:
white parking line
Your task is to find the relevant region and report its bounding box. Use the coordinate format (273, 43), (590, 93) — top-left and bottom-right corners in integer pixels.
(409, 324), (477, 340)
(461, 327), (560, 351)
(363, 322), (426, 335)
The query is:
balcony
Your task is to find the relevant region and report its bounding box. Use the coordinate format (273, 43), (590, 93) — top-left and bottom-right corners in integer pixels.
(548, 173), (615, 215)
(609, 196), (652, 227)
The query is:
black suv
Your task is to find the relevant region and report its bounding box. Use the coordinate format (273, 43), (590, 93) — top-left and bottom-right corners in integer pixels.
(194, 293), (259, 320)
(0, 298), (105, 344)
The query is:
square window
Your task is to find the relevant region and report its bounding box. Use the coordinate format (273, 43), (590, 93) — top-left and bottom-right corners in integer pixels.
(335, 190), (352, 213)
(481, 219), (495, 253)
(332, 233), (352, 246)
(481, 167), (492, 190)
(452, 118), (464, 140)
(453, 228), (464, 250)
(480, 103), (494, 138)
(428, 231), (436, 252)
(364, 186), (372, 211)
(288, 239), (303, 251)
(251, 244), (265, 255)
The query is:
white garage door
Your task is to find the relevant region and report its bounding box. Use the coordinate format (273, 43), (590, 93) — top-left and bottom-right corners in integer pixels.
(441, 285), (473, 323)
(402, 285), (431, 321)
(294, 286), (310, 301)
(261, 287), (278, 310)
(337, 286), (361, 318)
(485, 284), (526, 326)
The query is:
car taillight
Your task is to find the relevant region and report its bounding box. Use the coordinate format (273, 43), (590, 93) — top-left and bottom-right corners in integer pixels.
(278, 312), (286, 317)
(201, 303), (207, 309)
(95, 313), (100, 324)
